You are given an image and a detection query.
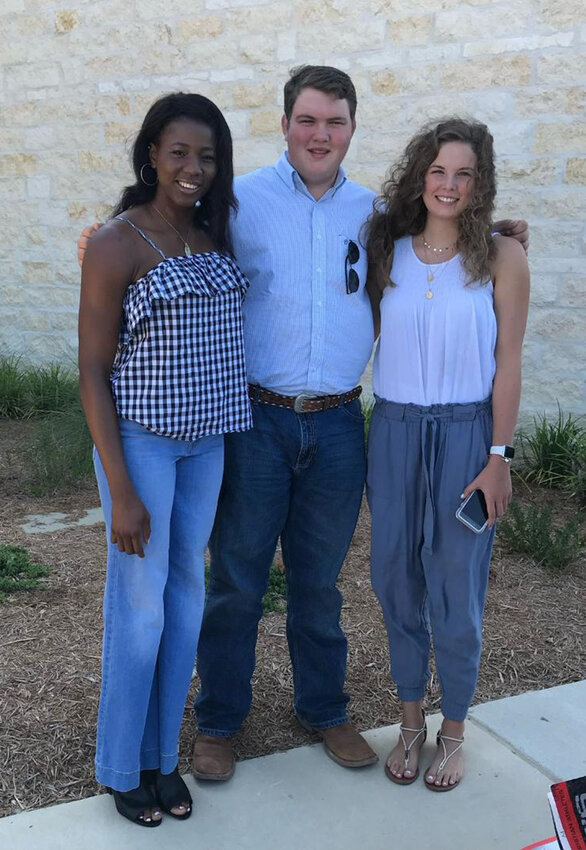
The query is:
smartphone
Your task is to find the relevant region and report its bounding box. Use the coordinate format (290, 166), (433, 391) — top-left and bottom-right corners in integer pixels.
(456, 489), (489, 534)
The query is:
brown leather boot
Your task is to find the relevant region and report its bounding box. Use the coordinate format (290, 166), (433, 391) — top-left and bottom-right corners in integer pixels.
(191, 734), (235, 781)
(299, 718), (378, 768)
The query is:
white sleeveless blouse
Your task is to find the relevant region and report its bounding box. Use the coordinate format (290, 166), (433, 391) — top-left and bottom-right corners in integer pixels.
(372, 236), (497, 405)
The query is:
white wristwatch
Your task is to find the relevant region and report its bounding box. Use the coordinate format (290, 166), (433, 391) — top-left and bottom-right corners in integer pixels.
(490, 444), (515, 463)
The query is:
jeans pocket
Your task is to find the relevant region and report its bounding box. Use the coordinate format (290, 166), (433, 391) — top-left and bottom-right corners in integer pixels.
(340, 398), (365, 423)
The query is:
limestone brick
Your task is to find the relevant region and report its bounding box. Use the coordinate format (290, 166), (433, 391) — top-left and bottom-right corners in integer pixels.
(464, 32), (573, 59)
(0, 177), (27, 202)
(22, 262), (52, 284)
(0, 154), (37, 177)
(299, 21), (386, 55)
(184, 39), (239, 70)
(104, 122), (134, 146)
(389, 16), (433, 45)
(55, 10), (80, 35)
(240, 35), (276, 65)
(176, 16), (224, 43)
(249, 109), (282, 136)
(498, 158), (559, 185)
(566, 159), (586, 184)
(528, 274), (559, 306)
(26, 176), (51, 199)
(539, 0), (585, 28)
(534, 122), (586, 154)
(225, 4), (291, 34)
(516, 87), (585, 118)
(78, 151), (121, 173)
(25, 227), (48, 246)
(277, 31), (296, 62)
(558, 277), (586, 308)
(5, 63), (61, 91)
(233, 82), (277, 109)
(529, 224), (583, 257)
(232, 138), (280, 170)
(370, 70), (401, 96)
(293, 0), (349, 26)
(436, 3), (530, 42)
(537, 52), (585, 84)
(441, 56), (531, 90)
(372, 0), (459, 14)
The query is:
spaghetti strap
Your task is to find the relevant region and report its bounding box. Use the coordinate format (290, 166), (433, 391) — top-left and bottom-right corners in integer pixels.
(114, 216), (167, 260)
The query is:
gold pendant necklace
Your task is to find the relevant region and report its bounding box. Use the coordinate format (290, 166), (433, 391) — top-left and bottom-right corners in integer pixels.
(422, 237), (452, 298)
(152, 205), (192, 256)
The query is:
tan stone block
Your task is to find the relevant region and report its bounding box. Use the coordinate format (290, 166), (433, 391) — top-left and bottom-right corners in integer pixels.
(529, 308), (585, 341)
(13, 13), (48, 35)
(0, 154), (38, 177)
(537, 53), (583, 84)
(22, 262), (51, 284)
(34, 286), (79, 309)
(521, 377), (583, 410)
(566, 159), (586, 184)
(370, 70), (401, 96)
(359, 131), (412, 163)
(0, 177), (26, 201)
(516, 87), (585, 118)
(105, 122), (134, 145)
(26, 227), (48, 246)
(78, 151), (120, 173)
(1, 102), (40, 126)
(240, 35), (276, 65)
(250, 109), (282, 136)
(529, 274), (559, 306)
(539, 0), (584, 28)
(50, 312), (78, 332)
(226, 3), (291, 33)
(233, 82), (276, 109)
(498, 158), (559, 186)
(437, 2), (529, 41)
(389, 15), (433, 45)
(184, 39), (238, 70)
(530, 224), (582, 257)
(5, 63), (61, 89)
(55, 10), (80, 34)
(68, 202), (90, 222)
(441, 55), (531, 91)
(534, 122), (586, 154)
(358, 99), (408, 132)
(294, 0), (347, 25)
(300, 21), (385, 54)
(177, 15), (224, 43)
(117, 95), (131, 117)
(233, 138), (280, 169)
(18, 309), (52, 332)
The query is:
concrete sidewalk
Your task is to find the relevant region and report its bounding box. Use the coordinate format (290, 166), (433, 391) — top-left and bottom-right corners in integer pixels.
(1, 681), (584, 850)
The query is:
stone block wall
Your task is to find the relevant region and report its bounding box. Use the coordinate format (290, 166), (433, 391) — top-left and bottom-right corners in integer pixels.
(0, 0), (584, 418)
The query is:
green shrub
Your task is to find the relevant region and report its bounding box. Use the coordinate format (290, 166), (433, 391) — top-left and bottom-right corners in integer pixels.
(362, 398), (374, 438)
(262, 564), (287, 613)
(0, 356), (78, 419)
(25, 404), (94, 495)
(497, 501), (583, 570)
(519, 408), (586, 491)
(0, 544), (51, 602)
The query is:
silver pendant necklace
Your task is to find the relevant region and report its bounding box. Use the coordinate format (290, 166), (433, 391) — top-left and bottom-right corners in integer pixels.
(152, 205), (192, 256)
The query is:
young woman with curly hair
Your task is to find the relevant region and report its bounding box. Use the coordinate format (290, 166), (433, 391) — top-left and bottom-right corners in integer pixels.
(366, 118), (530, 791)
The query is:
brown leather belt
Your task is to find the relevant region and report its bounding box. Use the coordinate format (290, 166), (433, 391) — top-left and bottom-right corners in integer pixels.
(248, 384), (362, 414)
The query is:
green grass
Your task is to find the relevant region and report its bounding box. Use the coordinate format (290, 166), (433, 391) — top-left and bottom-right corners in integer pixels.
(204, 562), (287, 614)
(0, 544), (51, 603)
(0, 355), (79, 419)
(518, 407), (586, 492)
(497, 500), (583, 571)
(362, 398), (374, 437)
(24, 404), (94, 496)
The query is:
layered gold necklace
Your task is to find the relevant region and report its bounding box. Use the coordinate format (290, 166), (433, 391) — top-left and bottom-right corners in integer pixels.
(421, 234), (456, 299)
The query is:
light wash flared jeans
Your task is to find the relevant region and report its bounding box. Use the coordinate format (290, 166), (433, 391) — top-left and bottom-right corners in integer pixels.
(367, 398), (495, 723)
(93, 418), (224, 791)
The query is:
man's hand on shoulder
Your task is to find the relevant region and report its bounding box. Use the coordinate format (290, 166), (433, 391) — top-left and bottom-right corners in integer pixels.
(77, 221), (103, 268)
(493, 219), (529, 254)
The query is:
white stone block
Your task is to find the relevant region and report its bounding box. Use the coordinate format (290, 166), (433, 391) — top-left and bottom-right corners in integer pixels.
(210, 67), (255, 83)
(26, 176), (50, 199)
(276, 31), (296, 62)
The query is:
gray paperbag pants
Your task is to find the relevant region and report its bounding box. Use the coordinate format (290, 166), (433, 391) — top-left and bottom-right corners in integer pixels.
(367, 397), (495, 722)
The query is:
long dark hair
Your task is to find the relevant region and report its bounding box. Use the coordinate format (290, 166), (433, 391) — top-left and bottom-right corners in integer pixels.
(367, 117), (497, 288)
(112, 92), (236, 254)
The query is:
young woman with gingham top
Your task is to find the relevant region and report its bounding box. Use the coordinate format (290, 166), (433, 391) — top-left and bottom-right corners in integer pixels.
(78, 93), (251, 828)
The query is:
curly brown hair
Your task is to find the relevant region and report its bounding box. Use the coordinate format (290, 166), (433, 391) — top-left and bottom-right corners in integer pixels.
(366, 117), (497, 289)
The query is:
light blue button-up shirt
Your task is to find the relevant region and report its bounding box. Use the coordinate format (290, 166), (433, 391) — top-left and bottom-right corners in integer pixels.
(232, 153), (375, 395)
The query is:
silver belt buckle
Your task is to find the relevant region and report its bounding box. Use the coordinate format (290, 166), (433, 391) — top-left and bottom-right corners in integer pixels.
(293, 392), (313, 413)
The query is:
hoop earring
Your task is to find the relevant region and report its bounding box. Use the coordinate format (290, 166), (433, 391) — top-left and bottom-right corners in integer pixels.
(140, 163), (158, 186)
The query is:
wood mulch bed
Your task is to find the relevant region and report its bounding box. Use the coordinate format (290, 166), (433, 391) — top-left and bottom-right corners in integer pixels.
(0, 420), (584, 817)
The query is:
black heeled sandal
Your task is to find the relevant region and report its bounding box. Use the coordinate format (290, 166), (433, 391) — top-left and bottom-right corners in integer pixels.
(154, 768), (193, 820)
(106, 771), (162, 828)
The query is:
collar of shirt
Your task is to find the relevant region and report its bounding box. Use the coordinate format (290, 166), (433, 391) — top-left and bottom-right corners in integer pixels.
(274, 151), (347, 201)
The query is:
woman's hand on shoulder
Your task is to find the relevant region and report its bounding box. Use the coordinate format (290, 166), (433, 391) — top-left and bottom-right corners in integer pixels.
(462, 456), (512, 529)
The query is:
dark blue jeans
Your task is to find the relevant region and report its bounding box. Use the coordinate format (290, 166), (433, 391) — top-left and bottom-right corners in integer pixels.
(195, 398), (366, 734)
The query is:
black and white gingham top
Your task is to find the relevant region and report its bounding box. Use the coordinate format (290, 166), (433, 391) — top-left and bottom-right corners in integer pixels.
(110, 218), (252, 440)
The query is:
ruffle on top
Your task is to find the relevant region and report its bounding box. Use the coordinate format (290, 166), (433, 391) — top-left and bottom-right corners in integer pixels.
(121, 253), (249, 341)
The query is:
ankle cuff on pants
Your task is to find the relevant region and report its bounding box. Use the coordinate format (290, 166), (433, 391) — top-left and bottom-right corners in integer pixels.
(397, 685), (426, 703)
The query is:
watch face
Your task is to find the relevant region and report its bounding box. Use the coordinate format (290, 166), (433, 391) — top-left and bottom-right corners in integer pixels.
(504, 445), (515, 459)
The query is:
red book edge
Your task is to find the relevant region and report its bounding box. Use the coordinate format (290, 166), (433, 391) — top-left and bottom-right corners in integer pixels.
(521, 839), (559, 850)
(551, 781), (586, 850)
